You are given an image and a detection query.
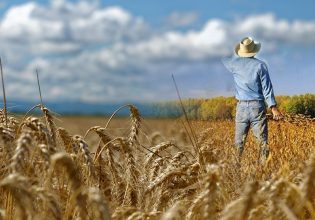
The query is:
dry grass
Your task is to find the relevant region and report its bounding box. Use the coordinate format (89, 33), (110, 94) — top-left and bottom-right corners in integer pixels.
(0, 106), (315, 220)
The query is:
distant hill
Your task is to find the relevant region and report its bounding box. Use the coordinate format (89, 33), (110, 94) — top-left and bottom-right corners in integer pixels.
(5, 100), (162, 117)
(5, 94), (315, 119)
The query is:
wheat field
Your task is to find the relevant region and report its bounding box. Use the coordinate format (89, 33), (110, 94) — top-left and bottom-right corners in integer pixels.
(0, 105), (315, 220)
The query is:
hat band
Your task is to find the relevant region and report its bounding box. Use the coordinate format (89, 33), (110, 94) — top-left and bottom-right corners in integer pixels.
(239, 41), (255, 53)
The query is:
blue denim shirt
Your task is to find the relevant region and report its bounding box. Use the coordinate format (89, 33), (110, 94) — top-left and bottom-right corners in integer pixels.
(222, 56), (277, 108)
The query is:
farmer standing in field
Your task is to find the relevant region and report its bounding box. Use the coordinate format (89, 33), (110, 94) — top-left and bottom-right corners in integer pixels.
(222, 37), (282, 161)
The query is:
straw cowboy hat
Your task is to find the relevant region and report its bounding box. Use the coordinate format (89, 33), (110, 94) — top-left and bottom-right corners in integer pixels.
(235, 37), (261, 57)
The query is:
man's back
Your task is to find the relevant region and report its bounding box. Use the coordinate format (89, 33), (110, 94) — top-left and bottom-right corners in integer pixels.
(222, 56), (276, 108)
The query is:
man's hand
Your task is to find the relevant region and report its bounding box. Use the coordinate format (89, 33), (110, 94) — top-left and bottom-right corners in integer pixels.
(271, 106), (283, 120)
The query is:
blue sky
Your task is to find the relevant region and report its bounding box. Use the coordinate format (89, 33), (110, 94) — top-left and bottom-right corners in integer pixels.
(0, 0), (314, 103)
(2, 0), (315, 21)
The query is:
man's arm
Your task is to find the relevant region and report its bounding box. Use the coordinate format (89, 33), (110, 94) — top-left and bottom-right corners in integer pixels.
(259, 63), (277, 107)
(271, 106), (282, 120)
(221, 56), (236, 73)
(259, 63), (282, 119)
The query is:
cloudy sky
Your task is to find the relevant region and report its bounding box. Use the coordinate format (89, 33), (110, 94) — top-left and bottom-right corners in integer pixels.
(0, 0), (314, 103)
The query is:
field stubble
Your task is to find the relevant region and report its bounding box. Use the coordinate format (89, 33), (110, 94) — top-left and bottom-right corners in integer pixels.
(0, 106), (315, 220)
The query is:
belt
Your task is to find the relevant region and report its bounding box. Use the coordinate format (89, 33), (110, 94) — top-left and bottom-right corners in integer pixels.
(238, 100), (264, 103)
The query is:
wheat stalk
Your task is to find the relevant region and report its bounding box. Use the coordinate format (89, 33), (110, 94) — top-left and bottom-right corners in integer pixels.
(31, 186), (62, 220)
(85, 187), (111, 220)
(0, 173), (34, 220)
(116, 137), (140, 206)
(48, 152), (88, 220)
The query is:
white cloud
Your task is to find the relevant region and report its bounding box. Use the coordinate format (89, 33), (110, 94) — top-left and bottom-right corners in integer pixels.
(0, 0), (315, 103)
(0, 3), (64, 40)
(0, 1), (147, 55)
(234, 13), (315, 44)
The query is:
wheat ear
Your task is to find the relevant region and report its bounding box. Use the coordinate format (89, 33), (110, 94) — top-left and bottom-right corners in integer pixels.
(10, 131), (32, 173)
(57, 127), (73, 153)
(128, 105), (141, 148)
(41, 106), (57, 152)
(72, 135), (95, 177)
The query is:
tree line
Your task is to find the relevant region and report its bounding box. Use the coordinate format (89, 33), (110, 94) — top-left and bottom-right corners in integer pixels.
(152, 94), (315, 119)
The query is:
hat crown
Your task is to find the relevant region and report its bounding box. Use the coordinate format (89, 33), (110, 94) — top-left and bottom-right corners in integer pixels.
(240, 37), (255, 52)
(235, 36), (261, 57)
(242, 38), (253, 46)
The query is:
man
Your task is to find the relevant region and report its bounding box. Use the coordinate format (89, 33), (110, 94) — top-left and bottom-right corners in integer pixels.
(222, 37), (282, 161)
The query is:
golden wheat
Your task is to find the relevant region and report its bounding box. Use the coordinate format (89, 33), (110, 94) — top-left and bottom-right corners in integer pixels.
(0, 105), (314, 219)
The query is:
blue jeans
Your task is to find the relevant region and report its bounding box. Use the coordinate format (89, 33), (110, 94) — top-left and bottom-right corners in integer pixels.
(235, 100), (269, 158)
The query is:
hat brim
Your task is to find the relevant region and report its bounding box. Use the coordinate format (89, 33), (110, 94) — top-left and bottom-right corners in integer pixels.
(235, 42), (261, 58)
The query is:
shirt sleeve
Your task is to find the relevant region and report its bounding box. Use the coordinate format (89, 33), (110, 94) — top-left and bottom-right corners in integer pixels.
(259, 63), (277, 108)
(221, 56), (235, 73)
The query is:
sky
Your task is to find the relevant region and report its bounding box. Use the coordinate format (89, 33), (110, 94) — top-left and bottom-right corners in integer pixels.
(0, 0), (315, 104)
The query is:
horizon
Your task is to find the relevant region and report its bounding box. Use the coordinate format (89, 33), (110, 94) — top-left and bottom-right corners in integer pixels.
(4, 93), (314, 117)
(0, 0), (315, 105)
